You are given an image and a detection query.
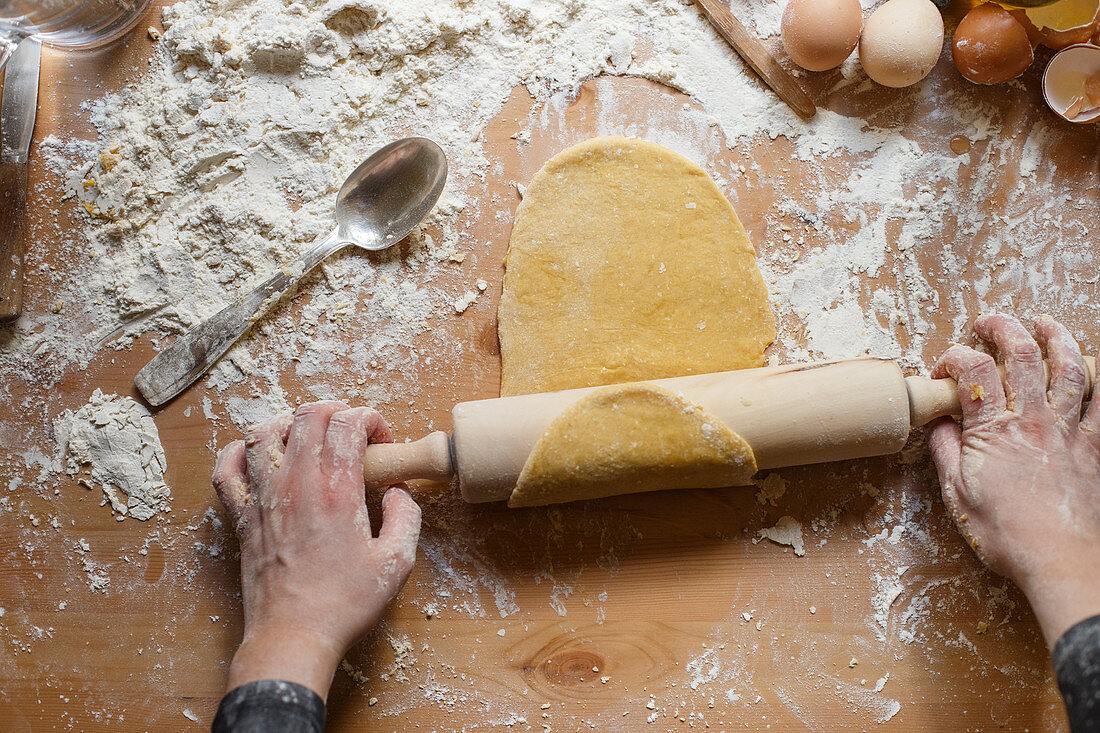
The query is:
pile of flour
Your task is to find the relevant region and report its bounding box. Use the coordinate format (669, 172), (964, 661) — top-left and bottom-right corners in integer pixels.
(54, 390), (171, 520)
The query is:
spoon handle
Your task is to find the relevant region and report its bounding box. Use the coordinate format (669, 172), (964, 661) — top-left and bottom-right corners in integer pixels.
(135, 230), (346, 407)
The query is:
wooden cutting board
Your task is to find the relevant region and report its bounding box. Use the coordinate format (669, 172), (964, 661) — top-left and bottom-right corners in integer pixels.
(2, 1), (1096, 730)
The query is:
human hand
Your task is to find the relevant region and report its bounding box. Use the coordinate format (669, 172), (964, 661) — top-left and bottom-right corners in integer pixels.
(926, 314), (1100, 647)
(212, 401), (422, 698)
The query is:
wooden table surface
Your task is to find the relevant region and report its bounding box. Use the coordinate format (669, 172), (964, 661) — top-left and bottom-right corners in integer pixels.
(2, 1), (1098, 730)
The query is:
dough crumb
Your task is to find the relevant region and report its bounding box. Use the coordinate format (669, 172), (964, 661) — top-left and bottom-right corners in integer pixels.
(757, 516), (806, 556)
(453, 290), (479, 314)
(754, 473), (788, 506)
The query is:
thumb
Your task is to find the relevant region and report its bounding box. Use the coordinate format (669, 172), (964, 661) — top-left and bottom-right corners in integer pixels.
(926, 417), (965, 524)
(374, 487), (421, 593)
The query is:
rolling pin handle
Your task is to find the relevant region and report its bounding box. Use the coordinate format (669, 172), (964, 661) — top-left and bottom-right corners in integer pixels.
(905, 376), (959, 426)
(362, 430), (455, 489)
(906, 356), (1096, 427)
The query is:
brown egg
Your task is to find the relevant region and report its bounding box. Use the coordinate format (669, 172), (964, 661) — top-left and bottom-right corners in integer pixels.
(952, 4), (1035, 84)
(782, 0), (863, 72)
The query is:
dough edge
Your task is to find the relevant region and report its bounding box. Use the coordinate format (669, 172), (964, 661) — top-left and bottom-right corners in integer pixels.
(508, 383), (758, 508)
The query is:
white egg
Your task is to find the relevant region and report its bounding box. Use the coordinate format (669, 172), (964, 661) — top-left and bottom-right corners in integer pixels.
(859, 0), (946, 87)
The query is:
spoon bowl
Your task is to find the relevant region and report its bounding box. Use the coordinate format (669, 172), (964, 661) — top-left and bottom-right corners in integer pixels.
(337, 137), (448, 249)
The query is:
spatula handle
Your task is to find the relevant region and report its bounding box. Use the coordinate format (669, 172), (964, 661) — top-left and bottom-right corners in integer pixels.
(0, 162), (28, 321)
(691, 0), (817, 119)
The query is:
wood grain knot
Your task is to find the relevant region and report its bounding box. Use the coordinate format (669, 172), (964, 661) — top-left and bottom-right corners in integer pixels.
(509, 622), (679, 701)
(539, 650), (604, 687)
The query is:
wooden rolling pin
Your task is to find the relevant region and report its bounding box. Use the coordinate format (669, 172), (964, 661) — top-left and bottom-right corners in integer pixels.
(362, 356), (1096, 504)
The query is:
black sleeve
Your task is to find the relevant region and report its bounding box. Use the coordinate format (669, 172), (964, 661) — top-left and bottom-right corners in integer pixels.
(1053, 614), (1100, 733)
(211, 679), (326, 733)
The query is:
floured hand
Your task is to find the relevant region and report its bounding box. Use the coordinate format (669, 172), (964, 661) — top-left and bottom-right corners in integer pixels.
(927, 314), (1100, 647)
(212, 401), (422, 699)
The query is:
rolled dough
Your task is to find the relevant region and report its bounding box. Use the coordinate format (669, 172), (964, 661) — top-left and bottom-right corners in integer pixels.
(498, 136), (776, 396)
(508, 383), (758, 508)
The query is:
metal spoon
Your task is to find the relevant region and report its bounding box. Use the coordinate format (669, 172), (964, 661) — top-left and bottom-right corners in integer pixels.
(134, 137), (448, 407)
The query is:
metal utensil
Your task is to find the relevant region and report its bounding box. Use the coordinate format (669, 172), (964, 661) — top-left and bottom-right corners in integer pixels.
(0, 37), (40, 321)
(134, 137), (449, 407)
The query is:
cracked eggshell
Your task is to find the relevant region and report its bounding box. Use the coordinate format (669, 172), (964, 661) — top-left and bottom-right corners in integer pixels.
(952, 4), (1035, 85)
(858, 0), (945, 87)
(781, 0), (864, 71)
(1014, 0), (1100, 51)
(1042, 43), (1100, 122)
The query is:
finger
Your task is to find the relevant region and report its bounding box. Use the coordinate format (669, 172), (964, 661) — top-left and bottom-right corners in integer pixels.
(1034, 316), (1088, 426)
(1083, 398), (1100, 442)
(284, 401), (350, 471)
(377, 487), (422, 586)
(926, 417), (964, 515)
(320, 407), (391, 502)
(212, 440), (250, 528)
(244, 411), (294, 490)
(1082, 371), (1100, 442)
(974, 313), (1046, 412)
(931, 345), (1007, 425)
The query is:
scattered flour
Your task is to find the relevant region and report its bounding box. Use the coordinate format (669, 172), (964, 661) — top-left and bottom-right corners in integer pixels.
(870, 569), (908, 641)
(687, 647), (721, 690)
(757, 515), (806, 557)
(53, 390), (171, 521)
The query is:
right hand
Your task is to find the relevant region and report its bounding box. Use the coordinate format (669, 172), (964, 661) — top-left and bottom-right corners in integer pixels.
(926, 314), (1100, 647)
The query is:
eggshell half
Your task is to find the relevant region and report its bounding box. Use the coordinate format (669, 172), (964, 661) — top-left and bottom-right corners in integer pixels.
(1043, 43), (1100, 122)
(1018, 0), (1100, 51)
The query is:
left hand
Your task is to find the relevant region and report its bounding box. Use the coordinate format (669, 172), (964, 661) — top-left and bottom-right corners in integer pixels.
(212, 401), (422, 699)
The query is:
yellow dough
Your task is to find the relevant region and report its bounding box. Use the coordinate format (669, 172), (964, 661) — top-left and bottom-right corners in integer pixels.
(498, 136), (776, 396)
(508, 383), (758, 508)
